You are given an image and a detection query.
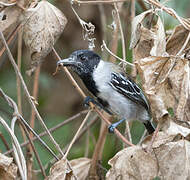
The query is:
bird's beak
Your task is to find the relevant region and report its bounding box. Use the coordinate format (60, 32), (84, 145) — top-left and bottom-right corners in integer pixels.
(57, 57), (78, 67)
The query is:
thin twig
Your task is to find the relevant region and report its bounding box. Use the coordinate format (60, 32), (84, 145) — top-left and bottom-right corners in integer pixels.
(114, 3), (126, 62)
(17, 28), (23, 115)
(84, 127), (90, 157)
(73, 0), (128, 5)
(4, 110), (88, 155)
(176, 32), (190, 56)
(20, 121), (46, 178)
(114, 3), (132, 144)
(145, 0), (190, 30)
(71, 5), (95, 50)
(88, 120), (108, 178)
(0, 132), (11, 152)
(27, 63), (40, 180)
(130, 0), (137, 78)
(94, 106), (134, 146)
(0, 30), (64, 157)
(11, 117), (28, 180)
(0, 116), (27, 180)
(19, 116), (59, 160)
(97, 120), (108, 159)
(137, 0), (147, 11)
(64, 110), (92, 158)
(146, 123), (160, 152)
(0, 88), (58, 160)
(0, 24), (21, 61)
(16, 27), (27, 145)
(102, 40), (135, 66)
(29, 66), (40, 146)
(137, 129), (147, 145)
(131, 0), (135, 25)
(108, 7), (119, 63)
(98, 5), (108, 60)
(0, 1), (16, 6)
(33, 115), (98, 174)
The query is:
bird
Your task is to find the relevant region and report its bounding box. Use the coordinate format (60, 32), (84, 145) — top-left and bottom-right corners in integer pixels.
(57, 49), (155, 134)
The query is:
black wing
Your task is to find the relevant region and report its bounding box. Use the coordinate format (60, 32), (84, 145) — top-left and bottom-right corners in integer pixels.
(108, 72), (150, 112)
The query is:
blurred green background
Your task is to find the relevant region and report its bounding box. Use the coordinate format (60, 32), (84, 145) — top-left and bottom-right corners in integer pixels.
(0, 0), (190, 179)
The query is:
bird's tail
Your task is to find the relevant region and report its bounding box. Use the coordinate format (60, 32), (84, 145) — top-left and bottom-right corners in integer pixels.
(143, 121), (155, 134)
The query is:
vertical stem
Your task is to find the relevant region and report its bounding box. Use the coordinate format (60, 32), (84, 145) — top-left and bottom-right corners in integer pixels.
(98, 4), (107, 60)
(16, 28), (28, 143)
(88, 117), (108, 179)
(122, 0), (136, 147)
(131, 0), (137, 77)
(63, 111), (92, 159)
(27, 66), (40, 180)
(114, 3), (126, 62)
(0, 132), (11, 152)
(29, 66), (40, 138)
(17, 29), (23, 115)
(84, 128), (90, 157)
(109, 27), (119, 63)
(20, 122), (46, 178)
(114, 2), (132, 144)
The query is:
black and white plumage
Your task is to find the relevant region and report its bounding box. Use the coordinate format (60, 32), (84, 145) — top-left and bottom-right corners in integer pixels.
(57, 50), (155, 134)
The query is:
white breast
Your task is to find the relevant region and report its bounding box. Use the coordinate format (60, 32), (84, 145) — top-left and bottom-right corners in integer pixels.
(93, 60), (146, 121)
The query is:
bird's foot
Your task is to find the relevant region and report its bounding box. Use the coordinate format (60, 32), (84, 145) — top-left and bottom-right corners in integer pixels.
(108, 124), (115, 133)
(108, 119), (126, 133)
(83, 96), (95, 107)
(83, 96), (113, 115)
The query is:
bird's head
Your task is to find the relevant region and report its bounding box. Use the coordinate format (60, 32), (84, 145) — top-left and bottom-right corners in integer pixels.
(57, 50), (101, 77)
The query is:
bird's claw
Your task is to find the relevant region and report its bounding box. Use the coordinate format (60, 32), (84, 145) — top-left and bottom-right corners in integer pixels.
(108, 124), (115, 133)
(108, 119), (125, 133)
(83, 96), (95, 107)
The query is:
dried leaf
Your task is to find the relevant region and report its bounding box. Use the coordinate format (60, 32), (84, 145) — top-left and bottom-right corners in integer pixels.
(142, 121), (190, 149)
(106, 139), (190, 179)
(130, 11), (166, 61)
(155, 140), (190, 179)
(150, 16), (166, 56)
(106, 146), (157, 180)
(166, 121), (190, 138)
(166, 25), (190, 56)
(22, 1), (67, 73)
(142, 132), (173, 149)
(47, 158), (75, 180)
(130, 9), (152, 49)
(136, 56), (190, 122)
(0, 153), (17, 180)
(0, 6), (22, 49)
(135, 56), (169, 120)
(70, 158), (91, 180)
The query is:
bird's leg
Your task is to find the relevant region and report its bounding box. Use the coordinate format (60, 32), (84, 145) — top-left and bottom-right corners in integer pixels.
(83, 96), (96, 107)
(108, 118), (125, 133)
(83, 96), (113, 115)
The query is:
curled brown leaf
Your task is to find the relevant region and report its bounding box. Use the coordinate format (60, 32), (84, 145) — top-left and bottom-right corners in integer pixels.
(155, 139), (190, 179)
(106, 146), (158, 180)
(0, 153), (17, 180)
(130, 11), (166, 61)
(136, 56), (190, 124)
(47, 158), (74, 180)
(22, 1), (67, 74)
(166, 25), (190, 56)
(70, 158), (91, 180)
